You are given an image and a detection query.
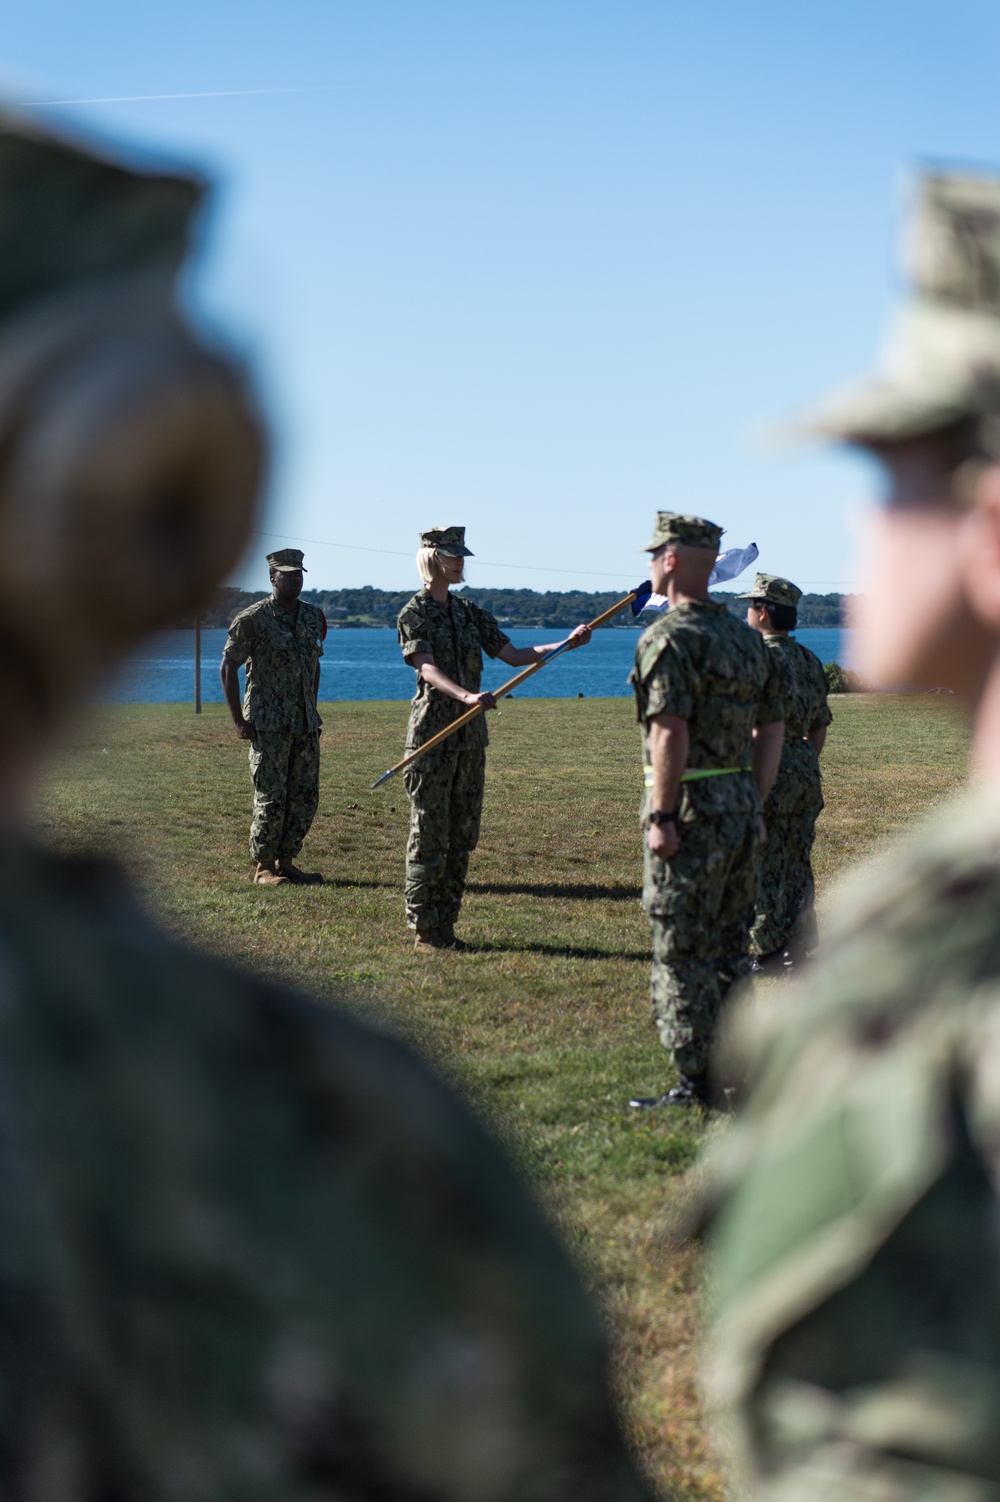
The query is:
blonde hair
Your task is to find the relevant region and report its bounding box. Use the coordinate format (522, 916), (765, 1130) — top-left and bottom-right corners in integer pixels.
(416, 545), (464, 585)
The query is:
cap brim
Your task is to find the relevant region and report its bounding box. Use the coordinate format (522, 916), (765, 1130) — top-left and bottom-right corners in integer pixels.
(436, 547), (474, 557)
(272, 564), (306, 572)
(641, 538), (722, 553)
(781, 375), (969, 446)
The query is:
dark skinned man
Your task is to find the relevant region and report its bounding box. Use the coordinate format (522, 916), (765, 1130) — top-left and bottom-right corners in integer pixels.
(221, 547), (326, 884)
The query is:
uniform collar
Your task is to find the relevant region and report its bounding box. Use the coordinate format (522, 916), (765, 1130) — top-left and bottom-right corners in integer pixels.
(671, 598), (725, 615)
(422, 588), (455, 611)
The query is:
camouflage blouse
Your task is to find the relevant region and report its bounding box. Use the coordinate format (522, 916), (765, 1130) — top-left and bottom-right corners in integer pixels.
(0, 842), (652, 1502)
(223, 597), (326, 735)
(397, 588), (510, 750)
(763, 634), (832, 743)
(631, 601), (784, 814)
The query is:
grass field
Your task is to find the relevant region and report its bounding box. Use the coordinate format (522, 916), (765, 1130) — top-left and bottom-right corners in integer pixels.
(39, 692), (970, 1499)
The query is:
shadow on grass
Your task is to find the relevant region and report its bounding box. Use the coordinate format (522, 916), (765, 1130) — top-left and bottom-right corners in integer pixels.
(467, 940), (649, 961)
(467, 881), (642, 902)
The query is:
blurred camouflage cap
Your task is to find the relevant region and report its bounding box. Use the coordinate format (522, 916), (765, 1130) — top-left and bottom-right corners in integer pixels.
(795, 170), (1000, 444)
(420, 525), (473, 557)
(0, 108), (263, 743)
(736, 572), (802, 607)
(0, 108), (203, 324)
(266, 548), (306, 573)
(643, 511), (722, 553)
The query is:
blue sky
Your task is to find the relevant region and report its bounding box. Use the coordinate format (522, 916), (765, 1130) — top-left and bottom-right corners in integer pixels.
(4, 1), (1000, 594)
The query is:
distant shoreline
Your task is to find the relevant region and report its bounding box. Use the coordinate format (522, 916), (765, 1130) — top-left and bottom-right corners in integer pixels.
(179, 586), (851, 632)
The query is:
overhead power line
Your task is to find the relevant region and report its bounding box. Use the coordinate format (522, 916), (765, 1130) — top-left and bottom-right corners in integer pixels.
(253, 530), (634, 581)
(22, 84), (347, 107)
(251, 532), (857, 589)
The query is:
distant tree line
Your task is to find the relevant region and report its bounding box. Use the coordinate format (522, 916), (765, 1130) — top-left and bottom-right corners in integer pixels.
(188, 585), (853, 630)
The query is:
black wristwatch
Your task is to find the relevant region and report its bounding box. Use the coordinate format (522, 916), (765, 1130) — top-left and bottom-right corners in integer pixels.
(648, 808), (678, 826)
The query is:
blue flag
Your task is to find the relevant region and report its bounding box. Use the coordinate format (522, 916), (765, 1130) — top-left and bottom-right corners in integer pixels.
(630, 580), (654, 615)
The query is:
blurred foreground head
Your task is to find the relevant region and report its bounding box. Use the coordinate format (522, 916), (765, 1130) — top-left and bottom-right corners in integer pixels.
(800, 170), (1000, 705)
(0, 111), (263, 757)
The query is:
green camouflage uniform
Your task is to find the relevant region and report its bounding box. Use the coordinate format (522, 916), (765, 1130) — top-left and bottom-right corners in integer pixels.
(223, 597), (326, 863)
(703, 173), (1000, 1500)
(397, 589), (510, 932)
(631, 600), (784, 1078)
(751, 635), (831, 959)
(705, 788), (1000, 1501)
(0, 840), (650, 1500)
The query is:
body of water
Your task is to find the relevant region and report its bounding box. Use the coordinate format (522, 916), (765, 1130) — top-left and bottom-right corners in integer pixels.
(104, 625), (851, 705)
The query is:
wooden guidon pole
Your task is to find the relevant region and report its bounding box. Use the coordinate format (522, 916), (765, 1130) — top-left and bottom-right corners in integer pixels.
(370, 583), (650, 790)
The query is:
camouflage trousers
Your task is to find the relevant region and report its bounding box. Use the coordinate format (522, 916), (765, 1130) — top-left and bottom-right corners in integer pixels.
(403, 740), (485, 932)
(751, 744), (823, 960)
(248, 732), (320, 863)
(645, 808), (760, 1078)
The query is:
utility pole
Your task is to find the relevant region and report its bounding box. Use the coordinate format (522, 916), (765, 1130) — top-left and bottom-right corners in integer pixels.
(194, 611), (202, 714)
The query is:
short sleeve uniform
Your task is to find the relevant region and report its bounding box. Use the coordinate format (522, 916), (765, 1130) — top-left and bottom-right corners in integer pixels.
(631, 601), (784, 820)
(628, 602), (785, 1079)
(762, 635), (831, 820)
(223, 597), (326, 735)
(397, 589), (510, 750)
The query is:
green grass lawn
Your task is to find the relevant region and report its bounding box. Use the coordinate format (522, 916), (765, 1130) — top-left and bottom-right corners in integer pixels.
(39, 691), (970, 1499)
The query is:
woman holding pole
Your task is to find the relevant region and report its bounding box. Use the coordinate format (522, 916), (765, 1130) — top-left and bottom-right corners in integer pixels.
(397, 525), (592, 951)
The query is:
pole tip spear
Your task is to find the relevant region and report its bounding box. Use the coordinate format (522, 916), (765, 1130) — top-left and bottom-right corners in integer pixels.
(371, 769), (395, 791)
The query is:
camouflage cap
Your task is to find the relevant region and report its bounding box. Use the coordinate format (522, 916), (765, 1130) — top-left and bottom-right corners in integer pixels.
(736, 572), (802, 608)
(420, 525), (473, 558)
(794, 170), (1000, 444)
(266, 548), (306, 573)
(643, 512), (722, 553)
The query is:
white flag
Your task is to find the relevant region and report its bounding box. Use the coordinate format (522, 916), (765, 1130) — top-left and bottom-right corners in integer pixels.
(711, 541), (758, 585)
(640, 541), (759, 614)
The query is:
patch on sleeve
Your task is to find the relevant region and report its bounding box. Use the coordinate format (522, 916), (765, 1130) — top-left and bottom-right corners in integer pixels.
(637, 634), (669, 682)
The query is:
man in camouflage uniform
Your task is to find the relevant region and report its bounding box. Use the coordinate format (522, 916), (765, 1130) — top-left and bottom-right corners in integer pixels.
(221, 548), (326, 885)
(704, 172), (1000, 1500)
(0, 111), (651, 1501)
(628, 513), (784, 1109)
(398, 525), (591, 951)
(740, 572), (832, 967)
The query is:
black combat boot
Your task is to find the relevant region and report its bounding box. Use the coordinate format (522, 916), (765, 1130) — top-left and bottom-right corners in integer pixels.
(628, 1072), (713, 1109)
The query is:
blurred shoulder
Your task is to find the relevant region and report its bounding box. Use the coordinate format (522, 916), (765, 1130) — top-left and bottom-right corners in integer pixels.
(722, 786), (1000, 1115)
(8, 845), (589, 1276)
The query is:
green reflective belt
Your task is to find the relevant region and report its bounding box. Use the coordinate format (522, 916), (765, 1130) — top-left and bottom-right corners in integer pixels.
(643, 763), (751, 789)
